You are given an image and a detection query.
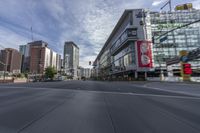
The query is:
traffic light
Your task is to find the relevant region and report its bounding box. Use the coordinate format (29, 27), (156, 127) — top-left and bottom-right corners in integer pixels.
(183, 63), (192, 75)
(152, 37), (154, 44)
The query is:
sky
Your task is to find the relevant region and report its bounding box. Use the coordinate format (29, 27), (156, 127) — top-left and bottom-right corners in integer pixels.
(0, 0), (200, 68)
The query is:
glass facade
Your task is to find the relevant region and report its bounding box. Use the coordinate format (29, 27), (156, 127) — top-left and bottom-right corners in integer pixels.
(110, 28), (137, 54)
(99, 50), (109, 68)
(150, 9), (200, 71)
(111, 42), (135, 73)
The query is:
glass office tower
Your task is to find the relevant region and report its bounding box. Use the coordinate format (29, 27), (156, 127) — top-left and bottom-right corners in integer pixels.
(150, 9), (200, 76)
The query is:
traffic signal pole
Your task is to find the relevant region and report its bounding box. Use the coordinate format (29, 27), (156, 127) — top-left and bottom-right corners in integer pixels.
(179, 51), (192, 81)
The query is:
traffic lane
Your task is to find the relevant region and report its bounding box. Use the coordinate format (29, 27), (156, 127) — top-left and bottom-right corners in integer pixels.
(63, 81), (192, 97)
(0, 87), (53, 107)
(0, 88), (75, 133)
(1, 82), (199, 133)
(20, 90), (200, 133)
(0, 81), (192, 97)
(20, 91), (115, 133)
(105, 93), (200, 133)
(143, 82), (200, 97)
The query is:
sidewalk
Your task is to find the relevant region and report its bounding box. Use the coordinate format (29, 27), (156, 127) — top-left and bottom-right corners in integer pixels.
(130, 81), (200, 97)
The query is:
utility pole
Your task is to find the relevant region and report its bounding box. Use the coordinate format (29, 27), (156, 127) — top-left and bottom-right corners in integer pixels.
(169, 0), (172, 12)
(161, 0), (172, 12)
(158, 0), (172, 80)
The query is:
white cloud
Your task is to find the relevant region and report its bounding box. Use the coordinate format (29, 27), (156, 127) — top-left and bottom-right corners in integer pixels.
(0, 26), (29, 50)
(0, 0), (156, 67)
(152, 0), (166, 6)
(43, 0), (65, 22)
(51, 0), (147, 67)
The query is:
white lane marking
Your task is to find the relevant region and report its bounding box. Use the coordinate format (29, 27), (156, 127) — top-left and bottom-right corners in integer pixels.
(130, 84), (200, 98)
(86, 90), (200, 100)
(0, 86), (49, 90)
(74, 89), (200, 100)
(0, 86), (200, 100)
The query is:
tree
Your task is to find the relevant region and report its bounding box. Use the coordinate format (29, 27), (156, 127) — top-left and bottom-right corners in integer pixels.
(45, 66), (57, 80)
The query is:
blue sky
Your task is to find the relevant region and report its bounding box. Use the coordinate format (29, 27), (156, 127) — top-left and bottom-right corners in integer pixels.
(0, 0), (199, 67)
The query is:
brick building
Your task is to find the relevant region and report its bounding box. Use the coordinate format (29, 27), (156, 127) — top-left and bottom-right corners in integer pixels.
(29, 41), (51, 74)
(0, 48), (22, 73)
(27, 40), (61, 74)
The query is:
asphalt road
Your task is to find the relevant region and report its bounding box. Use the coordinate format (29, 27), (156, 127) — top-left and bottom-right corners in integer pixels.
(0, 81), (200, 133)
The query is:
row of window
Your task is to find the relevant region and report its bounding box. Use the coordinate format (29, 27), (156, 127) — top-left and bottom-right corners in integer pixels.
(113, 44), (134, 62)
(112, 52), (135, 72)
(110, 28), (137, 53)
(111, 42), (135, 72)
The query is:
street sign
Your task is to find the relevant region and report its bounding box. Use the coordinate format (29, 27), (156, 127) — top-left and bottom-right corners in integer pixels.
(127, 28), (137, 37)
(166, 56), (180, 66)
(180, 56), (188, 62)
(160, 36), (168, 43)
(175, 3), (193, 10)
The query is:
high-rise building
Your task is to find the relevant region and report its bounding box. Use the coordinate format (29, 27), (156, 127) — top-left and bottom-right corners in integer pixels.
(94, 7), (200, 80)
(22, 40), (61, 74)
(50, 50), (57, 69)
(19, 45), (26, 55)
(0, 48), (22, 73)
(56, 54), (61, 71)
(29, 41), (50, 74)
(60, 59), (64, 68)
(44, 47), (51, 70)
(63, 41), (79, 79)
(93, 9), (153, 80)
(19, 44), (31, 72)
(150, 8), (200, 76)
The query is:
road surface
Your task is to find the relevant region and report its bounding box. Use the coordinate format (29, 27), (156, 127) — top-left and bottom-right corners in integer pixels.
(0, 81), (200, 133)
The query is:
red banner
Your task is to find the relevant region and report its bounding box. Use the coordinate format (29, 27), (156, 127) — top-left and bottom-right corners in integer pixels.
(137, 41), (153, 68)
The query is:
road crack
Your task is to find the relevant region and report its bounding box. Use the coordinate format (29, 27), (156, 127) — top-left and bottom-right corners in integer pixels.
(17, 93), (75, 133)
(103, 94), (118, 133)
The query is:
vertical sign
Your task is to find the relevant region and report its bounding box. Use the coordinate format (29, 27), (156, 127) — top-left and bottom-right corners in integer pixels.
(179, 50), (192, 81)
(182, 63), (192, 75)
(136, 41), (153, 69)
(181, 63), (192, 81)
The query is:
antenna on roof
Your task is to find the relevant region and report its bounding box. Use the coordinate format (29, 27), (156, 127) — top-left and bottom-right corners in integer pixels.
(31, 26), (33, 41)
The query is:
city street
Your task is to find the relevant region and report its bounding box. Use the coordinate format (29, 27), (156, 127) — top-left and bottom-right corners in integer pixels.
(0, 81), (200, 133)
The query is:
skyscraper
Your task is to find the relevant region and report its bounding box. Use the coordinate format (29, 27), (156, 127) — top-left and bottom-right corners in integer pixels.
(19, 41), (62, 75)
(19, 44), (31, 72)
(29, 41), (51, 74)
(63, 41), (79, 79)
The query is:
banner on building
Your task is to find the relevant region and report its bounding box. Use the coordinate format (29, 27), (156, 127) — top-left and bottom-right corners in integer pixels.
(175, 3), (193, 10)
(136, 41), (153, 69)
